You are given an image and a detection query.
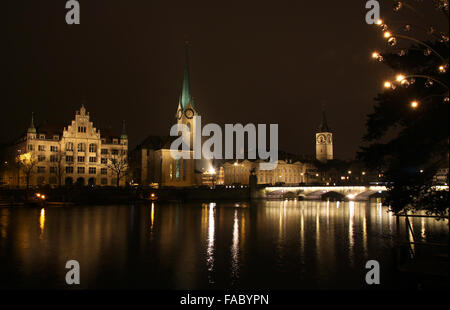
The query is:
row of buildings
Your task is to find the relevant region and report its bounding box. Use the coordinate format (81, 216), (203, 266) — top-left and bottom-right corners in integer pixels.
(0, 47), (356, 189)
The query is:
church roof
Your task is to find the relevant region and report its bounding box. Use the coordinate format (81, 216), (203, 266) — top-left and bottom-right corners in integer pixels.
(318, 108), (331, 132)
(180, 43), (193, 111)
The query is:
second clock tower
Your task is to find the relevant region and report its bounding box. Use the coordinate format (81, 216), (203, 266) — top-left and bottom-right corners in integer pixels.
(315, 108), (333, 163)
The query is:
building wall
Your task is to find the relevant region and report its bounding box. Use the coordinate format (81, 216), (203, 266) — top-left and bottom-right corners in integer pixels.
(223, 160), (310, 186)
(316, 132), (333, 163)
(0, 106), (128, 188)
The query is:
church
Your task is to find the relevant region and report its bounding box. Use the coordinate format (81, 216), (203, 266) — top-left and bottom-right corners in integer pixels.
(130, 45), (335, 188)
(129, 45), (201, 188)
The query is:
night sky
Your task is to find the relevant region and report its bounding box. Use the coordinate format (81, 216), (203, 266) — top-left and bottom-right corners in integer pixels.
(4, 1), (445, 159)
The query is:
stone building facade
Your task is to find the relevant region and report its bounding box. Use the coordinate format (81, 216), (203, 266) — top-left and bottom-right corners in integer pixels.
(0, 105), (128, 187)
(223, 159), (318, 186)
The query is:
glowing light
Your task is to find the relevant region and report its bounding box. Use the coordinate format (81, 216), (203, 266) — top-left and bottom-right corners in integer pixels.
(410, 100), (419, 109)
(347, 170), (352, 174)
(362, 172), (366, 175)
(384, 31), (392, 38)
(438, 65), (447, 73)
(384, 81), (392, 88)
(208, 168), (216, 174)
(347, 194), (356, 200)
(376, 19), (383, 25)
(396, 74), (406, 82)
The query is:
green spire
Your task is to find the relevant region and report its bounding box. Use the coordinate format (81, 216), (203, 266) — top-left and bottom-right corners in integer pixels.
(28, 112), (36, 133)
(180, 42), (192, 111)
(120, 120), (128, 139)
(318, 107), (330, 132)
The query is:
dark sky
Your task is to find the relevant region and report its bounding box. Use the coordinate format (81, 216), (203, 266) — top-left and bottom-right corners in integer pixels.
(4, 1), (445, 159)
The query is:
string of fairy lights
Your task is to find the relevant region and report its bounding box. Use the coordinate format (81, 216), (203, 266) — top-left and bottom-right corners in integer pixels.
(370, 0), (449, 109)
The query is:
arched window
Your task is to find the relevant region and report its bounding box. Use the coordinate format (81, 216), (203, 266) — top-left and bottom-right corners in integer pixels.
(78, 143), (86, 152)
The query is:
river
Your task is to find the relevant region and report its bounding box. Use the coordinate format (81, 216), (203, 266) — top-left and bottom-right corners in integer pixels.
(0, 200), (448, 289)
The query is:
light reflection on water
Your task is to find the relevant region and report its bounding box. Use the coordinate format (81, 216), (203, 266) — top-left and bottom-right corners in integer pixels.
(0, 200), (447, 290)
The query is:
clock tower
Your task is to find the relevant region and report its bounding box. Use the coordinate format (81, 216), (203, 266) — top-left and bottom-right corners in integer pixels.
(315, 108), (333, 163)
(175, 43), (199, 149)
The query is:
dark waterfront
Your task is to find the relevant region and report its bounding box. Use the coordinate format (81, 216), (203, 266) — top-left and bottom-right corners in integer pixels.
(0, 201), (448, 290)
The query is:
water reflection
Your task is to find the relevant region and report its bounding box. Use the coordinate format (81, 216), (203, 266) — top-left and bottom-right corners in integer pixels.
(0, 200), (447, 290)
(39, 208), (45, 238)
(230, 210), (239, 283)
(206, 202), (215, 283)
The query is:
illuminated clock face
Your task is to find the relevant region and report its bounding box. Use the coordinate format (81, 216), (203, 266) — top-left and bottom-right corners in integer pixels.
(184, 108), (194, 119)
(176, 109), (182, 120)
(317, 134), (326, 144)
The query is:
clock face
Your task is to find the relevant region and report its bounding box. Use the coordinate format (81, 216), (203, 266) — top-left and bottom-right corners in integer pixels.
(184, 108), (194, 119)
(176, 109), (182, 120)
(317, 134), (326, 144)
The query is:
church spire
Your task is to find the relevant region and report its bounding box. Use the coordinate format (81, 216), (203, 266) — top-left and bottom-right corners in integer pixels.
(318, 107), (330, 132)
(180, 42), (192, 111)
(28, 112), (36, 133)
(120, 119), (128, 139)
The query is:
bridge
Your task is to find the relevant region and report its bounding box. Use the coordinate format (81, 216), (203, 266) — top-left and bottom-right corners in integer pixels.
(262, 185), (387, 201)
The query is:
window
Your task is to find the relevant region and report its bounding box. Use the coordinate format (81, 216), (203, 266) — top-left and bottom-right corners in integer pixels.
(77, 156), (85, 163)
(89, 144), (97, 153)
(66, 142), (73, 151)
(66, 156), (74, 163)
(66, 166), (74, 174)
(101, 168), (107, 175)
(77, 167), (85, 174)
(53, 135), (59, 140)
(176, 159), (180, 180)
(77, 143), (86, 152)
(39, 134), (45, 139)
(77, 126), (87, 133)
(50, 166), (57, 174)
(50, 155), (58, 162)
(111, 149), (119, 155)
(37, 176), (45, 184)
(37, 166), (46, 173)
(89, 167), (96, 174)
(101, 149), (108, 155)
(101, 158), (107, 164)
(38, 155), (46, 162)
(89, 157), (97, 163)
(50, 146), (58, 152)
(101, 178), (108, 185)
(28, 144), (34, 151)
(49, 176), (57, 184)
(38, 145), (45, 151)
(113, 139), (118, 144)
